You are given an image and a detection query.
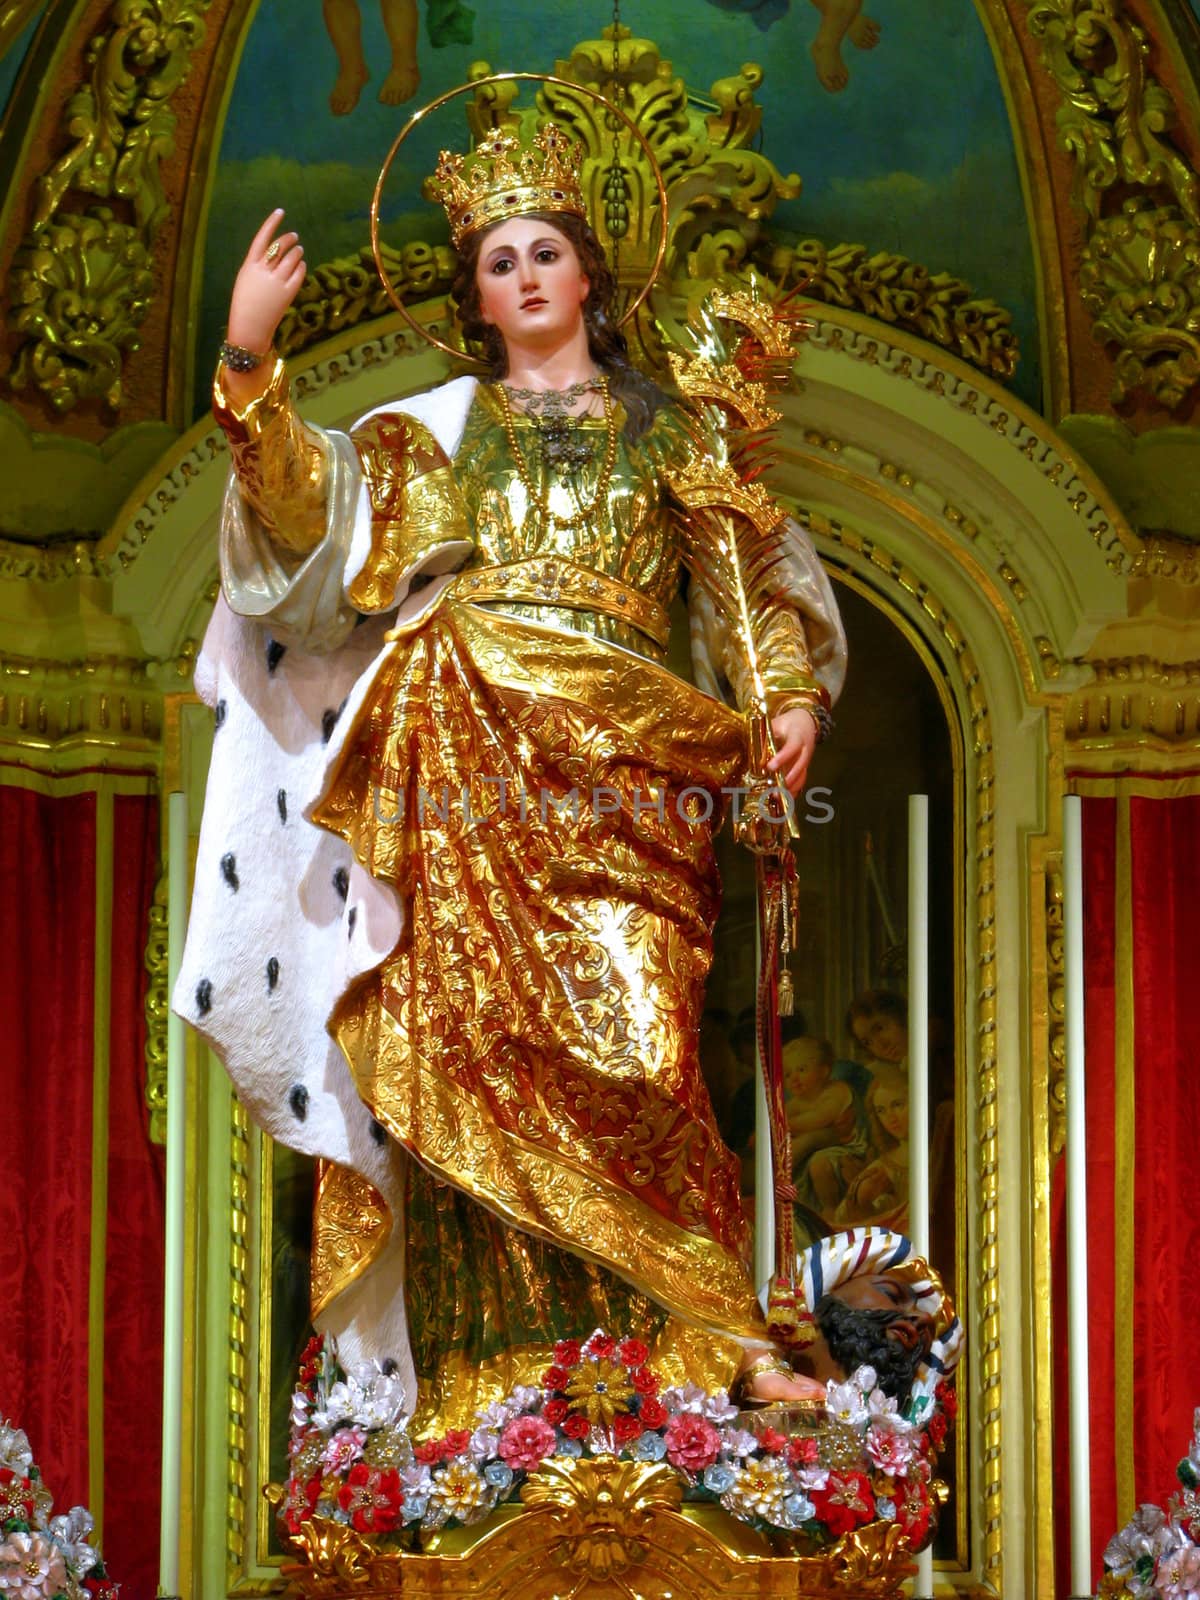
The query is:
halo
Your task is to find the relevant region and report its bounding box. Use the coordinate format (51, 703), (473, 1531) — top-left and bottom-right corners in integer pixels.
(369, 72), (669, 362)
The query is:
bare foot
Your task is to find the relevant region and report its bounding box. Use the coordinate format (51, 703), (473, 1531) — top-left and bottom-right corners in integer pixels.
(378, 64), (419, 106)
(849, 12), (880, 48)
(744, 1369), (827, 1405)
(812, 26), (851, 90)
(330, 66), (369, 116)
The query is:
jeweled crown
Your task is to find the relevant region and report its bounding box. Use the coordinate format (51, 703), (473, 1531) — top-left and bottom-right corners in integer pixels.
(428, 124), (587, 249)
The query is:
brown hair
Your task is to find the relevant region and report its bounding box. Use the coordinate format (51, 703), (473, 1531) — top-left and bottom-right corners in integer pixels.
(449, 211), (669, 442)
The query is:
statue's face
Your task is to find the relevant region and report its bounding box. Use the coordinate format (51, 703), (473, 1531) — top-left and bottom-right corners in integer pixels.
(831, 1273), (934, 1358)
(474, 217), (590, 356)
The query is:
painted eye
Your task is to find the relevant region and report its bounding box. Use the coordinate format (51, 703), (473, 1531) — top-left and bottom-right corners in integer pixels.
(536, 248), (559, 262)
(491, 258), (514, 274)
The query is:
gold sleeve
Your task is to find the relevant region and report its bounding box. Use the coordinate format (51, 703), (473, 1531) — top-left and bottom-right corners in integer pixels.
(752, 597), (831, 721)
(346, 411), (472, 612)
(213, 357), (328, 558)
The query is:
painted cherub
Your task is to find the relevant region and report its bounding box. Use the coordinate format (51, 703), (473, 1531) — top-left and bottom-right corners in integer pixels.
(810, 0), (880, 93)
(323, 0), (419, 115)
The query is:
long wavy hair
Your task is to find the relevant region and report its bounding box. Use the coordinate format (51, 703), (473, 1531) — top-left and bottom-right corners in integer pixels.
(449, 210), (669, 443)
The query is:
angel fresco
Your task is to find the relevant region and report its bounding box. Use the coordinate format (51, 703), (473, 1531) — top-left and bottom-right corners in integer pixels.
(322, 0), (475, 116)
(700, 0), (881, 93)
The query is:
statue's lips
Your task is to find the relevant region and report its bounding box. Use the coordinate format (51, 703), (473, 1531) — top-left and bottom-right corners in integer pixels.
(520, 297), (548, 310)
(885, 1315), (933, 1354)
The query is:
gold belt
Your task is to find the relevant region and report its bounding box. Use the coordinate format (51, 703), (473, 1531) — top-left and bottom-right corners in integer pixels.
(455, 557), (670, 649)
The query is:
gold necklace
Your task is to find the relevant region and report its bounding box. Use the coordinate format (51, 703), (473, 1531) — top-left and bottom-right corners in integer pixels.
(496, 375), (619, 534)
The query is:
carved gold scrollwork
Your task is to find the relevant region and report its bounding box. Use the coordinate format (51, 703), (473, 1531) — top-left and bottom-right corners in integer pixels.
(143, 872), (169, 1145)
(761, 238), (1019, 380)
(1024, 0), (1200, 409)
(278, 242), (458, 356)
(520, 1456), (681, 1583)
(8, 210), (155, 412)
(6, 0), (213, 412)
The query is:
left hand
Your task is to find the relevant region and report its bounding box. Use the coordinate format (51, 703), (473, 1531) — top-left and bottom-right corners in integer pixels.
(767, 706), (819, 796)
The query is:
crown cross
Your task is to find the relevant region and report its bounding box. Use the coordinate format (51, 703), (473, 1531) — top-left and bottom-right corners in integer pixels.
(428, 124), (587, 248)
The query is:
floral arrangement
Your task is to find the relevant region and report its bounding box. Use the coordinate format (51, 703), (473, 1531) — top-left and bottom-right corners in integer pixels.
(282, 1330), (955, 1550)
(1099, 1410), (1200, 1598)
(0, 1421), (117, 1599)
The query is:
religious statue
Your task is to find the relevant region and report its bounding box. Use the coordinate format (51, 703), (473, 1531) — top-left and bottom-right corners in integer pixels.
(175, 113), (851, 1443)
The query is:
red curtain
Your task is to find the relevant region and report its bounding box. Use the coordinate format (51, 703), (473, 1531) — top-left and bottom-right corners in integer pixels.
(0, 782), (98, 1511)
(1053, 782), (1200, 1593)
(0, 775), (162, 1599)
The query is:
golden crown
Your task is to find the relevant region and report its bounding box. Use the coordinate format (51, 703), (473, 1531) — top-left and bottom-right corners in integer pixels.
(427, 124), (587, 249)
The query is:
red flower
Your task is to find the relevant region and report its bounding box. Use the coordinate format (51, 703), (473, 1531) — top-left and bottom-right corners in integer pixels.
(443, 1429), (471, 1458)
(631, 1366), (659, 1396)
(810, 1471), (876, 1537)
(894, 1475), (933, 1545)
(498, 1415), (557, 1472)
(585, 1334), (616, 1359)
(561, 1414), (589, 1440)
(927, 1411), (948, 1451)
(638, 1397), (668, 1430)
(414, 1440), (444, 1465)
(786, 1436), (819, 1467)
(757, 1427), (788, 1454)
(283, 1472), (323, 1534)
(554, 1339), (582, 1368)
(616, 1338), (649, 1368)
(543, 1365), (571, 1392)
(337, 1462), (403, 1534)
(543, 1398), (569, 1425)
(613, 1413), (643, 1445)
(664, 1413), (721, 1473)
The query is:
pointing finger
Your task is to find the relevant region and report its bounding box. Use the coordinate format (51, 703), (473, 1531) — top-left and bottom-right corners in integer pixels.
(250, 208), (285, 259)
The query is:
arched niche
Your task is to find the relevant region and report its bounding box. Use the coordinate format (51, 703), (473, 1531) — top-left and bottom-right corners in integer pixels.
(108, 306), (1135, 1596)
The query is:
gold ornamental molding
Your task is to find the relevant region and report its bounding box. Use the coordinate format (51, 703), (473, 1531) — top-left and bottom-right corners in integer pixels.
(760, 239), (1020, 383)
(0, 648), (169, 746)
(797, 508), (1005, 1590)
(5, 0), (216, 414)
(1065, 653), (1200, 762)
(1023, 0), (1200, 410)
(270, 1472), (920, 1600)
(1045, 855), (1066, 1160)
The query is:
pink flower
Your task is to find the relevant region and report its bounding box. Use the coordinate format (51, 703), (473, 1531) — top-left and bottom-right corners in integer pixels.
(866, 1420), (918, 1476)
(322, 1426), (366, 1473)
(664, 1413), (721, 1473)
(498, 1415), (557, 1472)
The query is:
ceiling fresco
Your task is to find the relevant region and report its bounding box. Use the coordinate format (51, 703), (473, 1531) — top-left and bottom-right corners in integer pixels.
(196, 0), (1040, 416)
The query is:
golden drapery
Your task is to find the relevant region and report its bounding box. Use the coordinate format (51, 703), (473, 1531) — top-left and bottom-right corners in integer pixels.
(217, 375), (832, 1429)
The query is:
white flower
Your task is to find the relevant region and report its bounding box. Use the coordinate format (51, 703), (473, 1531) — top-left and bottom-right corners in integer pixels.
(700, 1391), (739, 1424)
(0, 1531), (67, 1598)
(469, 1425), (500, 1462)
(825, 1378), (869, 1427)
(867, 1386), (899, 1418)
(718, 1428), (760, 1459)
(507, 1387), (540, 1414)
(311, 1380), (355, 1429)
(876, 1495), (897, 1520)
(661, 1384), (707, 1415)
(0, 1430), (32, 1480)
(794, 1462), (829, 1493)
(47, 1507), (99, 1576)
(1104, 1504), (1184, 1586)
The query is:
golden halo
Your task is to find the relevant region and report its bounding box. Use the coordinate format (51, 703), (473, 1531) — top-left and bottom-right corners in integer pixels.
(369, 72), (669, 362)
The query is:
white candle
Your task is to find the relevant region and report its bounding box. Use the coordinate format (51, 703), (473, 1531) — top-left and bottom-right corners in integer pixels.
(1063, 795), (1092, 1595)
(160, 789), (189, 1598)
(908, 796), (932, 1596)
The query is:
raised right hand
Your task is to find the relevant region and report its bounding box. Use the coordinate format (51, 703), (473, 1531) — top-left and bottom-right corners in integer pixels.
(226, 209), (307, 354)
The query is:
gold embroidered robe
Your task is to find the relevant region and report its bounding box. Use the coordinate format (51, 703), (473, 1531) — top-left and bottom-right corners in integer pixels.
(214, 364), (844, 1429)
